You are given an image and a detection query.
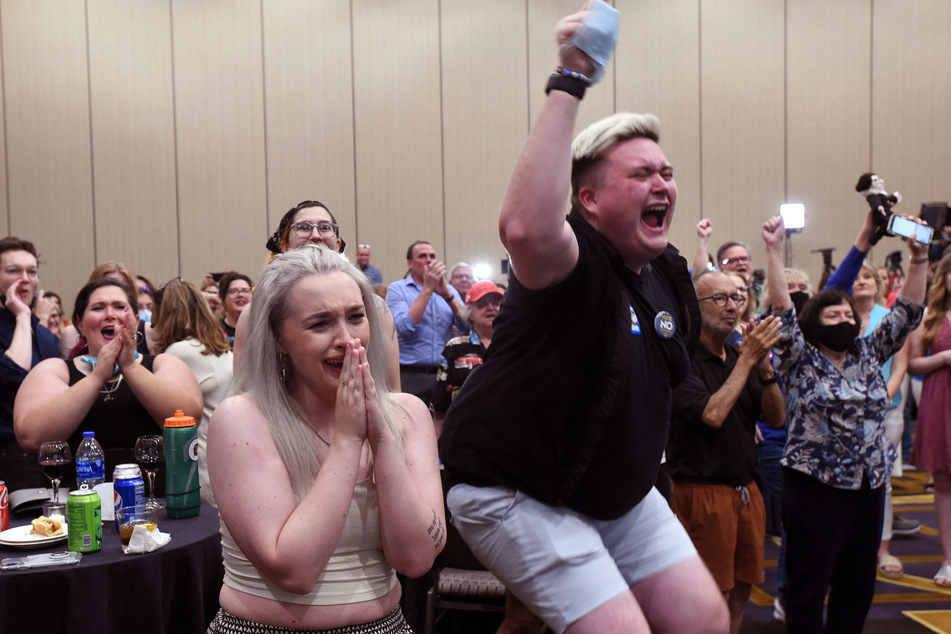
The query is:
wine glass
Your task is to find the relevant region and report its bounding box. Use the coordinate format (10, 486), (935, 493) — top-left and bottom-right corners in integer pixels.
(38, 441), (72, 505)
(134, 435), (165, 510)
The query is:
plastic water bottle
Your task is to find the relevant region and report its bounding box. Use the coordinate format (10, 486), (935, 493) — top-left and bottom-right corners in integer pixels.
(164, 410), (200, 518)
(75, 431), (105, 488)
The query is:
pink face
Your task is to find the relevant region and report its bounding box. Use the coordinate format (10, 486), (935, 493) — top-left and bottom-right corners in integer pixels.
(407, 243), (437, 282)
(223, 279), (252, 318)
(697, 273), (742, 338)
(278, 272), (370, 394)
(819, 300), (855, 326)
(720, 246), (751, 275)
(469, 293), (501, 332)
(356, 248), (371, 268)
(851, 268), (879, 301)
(0, 250), (39, 305)
(582, 137), (677, 272)
(286, 206), (340, 252)
(78, 285), (138, 355)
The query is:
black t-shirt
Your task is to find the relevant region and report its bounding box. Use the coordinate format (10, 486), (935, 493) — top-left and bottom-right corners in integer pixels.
(667, 342), (763, 486)
(439, 209), (697, 520)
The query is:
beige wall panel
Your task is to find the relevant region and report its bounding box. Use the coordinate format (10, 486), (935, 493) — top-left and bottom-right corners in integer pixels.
(617, 0), (701, 256)
(171, 0), (267, 285)
(700, 0), (785, 274)
(0, 57), (7, 236)
(785, 0), (871, 277)
(1, 0), (95, 300)
(262, 0), (357, 270)
(528, 1), (616, 139)
(87, 0), (179, 285)
(441, 0), (527, 281)
(352, 0), (443, 283)
(872, 0), (951, 225)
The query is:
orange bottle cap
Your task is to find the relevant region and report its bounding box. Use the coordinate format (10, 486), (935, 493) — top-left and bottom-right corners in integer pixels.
(164, 409), (195, 428)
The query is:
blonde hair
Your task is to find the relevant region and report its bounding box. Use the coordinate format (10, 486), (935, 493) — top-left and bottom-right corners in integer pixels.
(152, 278), (231, 356)
(857, 261), (885, 306)
(88, 261), (136, 291)
(233, 244), (401, 501)
(922, 253), (951, 351)
(724, 271), (756, 323)
(759, 267), (814, 313)
(570, 113), (662, 207)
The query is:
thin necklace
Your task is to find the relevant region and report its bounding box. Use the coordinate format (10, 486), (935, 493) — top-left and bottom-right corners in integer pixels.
(100, 375), (123, 402)
(291, 402), (331, 446)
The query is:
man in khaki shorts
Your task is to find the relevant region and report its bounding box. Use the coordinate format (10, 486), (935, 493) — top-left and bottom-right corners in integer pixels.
(667, 271), (785, 633)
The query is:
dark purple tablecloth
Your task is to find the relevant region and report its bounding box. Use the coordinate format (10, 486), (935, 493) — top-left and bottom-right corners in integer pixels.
(0, 503), (223, 634)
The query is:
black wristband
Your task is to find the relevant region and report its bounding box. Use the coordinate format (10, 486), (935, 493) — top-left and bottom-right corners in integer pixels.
(545, 73), (586, 100)
(759, 374), (779, 385)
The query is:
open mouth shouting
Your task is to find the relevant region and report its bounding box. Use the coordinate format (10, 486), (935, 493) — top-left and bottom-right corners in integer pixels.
(642, 204), (669, 230)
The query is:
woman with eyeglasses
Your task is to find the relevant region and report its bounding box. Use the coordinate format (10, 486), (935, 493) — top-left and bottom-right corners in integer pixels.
(217, 271), (253, 348)
(761, 212), (928, 632)
(151, 277), (233, 507)
(233, 201), (401, 390)
(13, 278), (202, 486)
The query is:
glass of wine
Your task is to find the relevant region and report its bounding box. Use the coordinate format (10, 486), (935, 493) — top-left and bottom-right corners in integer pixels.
(134, 435), (165, 510)
(38, 441), (72, 505)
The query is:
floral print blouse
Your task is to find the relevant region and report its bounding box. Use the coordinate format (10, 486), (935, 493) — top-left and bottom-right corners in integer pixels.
(771, 295), (923, 490)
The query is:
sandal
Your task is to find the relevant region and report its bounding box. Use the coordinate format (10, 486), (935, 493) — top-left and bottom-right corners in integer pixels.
(934, 565), (951, 587)
(878, 554), (903, 580)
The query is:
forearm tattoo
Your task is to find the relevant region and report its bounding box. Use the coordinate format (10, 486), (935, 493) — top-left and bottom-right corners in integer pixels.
(427, 509), (445, 549)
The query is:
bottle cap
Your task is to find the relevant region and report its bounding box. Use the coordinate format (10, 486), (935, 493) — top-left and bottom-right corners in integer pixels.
(164, 409), (195, 428)
(83, 431), (95, 438)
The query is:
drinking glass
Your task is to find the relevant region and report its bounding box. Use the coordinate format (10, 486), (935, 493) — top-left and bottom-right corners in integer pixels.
(134, 435), (165, 510)
(38, 441), (72, 505)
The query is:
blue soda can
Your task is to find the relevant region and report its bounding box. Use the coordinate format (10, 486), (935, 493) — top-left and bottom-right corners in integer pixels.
(113, 464), (145, 530)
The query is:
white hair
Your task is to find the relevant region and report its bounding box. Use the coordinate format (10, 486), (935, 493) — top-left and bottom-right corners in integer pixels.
(232, 244), (402, 501)
(571, 112), (661, 164)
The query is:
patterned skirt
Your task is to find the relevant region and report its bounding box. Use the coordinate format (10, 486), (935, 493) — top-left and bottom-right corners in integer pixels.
(206, 606), (413, 634)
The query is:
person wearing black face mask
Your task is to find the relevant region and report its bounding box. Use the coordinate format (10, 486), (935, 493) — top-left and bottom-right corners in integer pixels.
(761, 211), (929, 633)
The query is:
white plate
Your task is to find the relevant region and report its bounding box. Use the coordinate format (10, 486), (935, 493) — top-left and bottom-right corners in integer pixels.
(0, 524), (69, 550)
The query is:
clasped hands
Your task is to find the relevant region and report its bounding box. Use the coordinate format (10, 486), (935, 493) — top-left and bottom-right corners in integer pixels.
(334, 339), (390, 447)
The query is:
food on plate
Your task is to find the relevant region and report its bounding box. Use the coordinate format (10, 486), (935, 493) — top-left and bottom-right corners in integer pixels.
(30, 515), (64, 537)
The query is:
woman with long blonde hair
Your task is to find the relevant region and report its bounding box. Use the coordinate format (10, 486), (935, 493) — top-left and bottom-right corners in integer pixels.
(909, 253), (951, 586)
(206, 244), (443, 633)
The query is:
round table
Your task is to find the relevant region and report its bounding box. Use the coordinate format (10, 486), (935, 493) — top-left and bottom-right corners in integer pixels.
(0, 503), (223, 634)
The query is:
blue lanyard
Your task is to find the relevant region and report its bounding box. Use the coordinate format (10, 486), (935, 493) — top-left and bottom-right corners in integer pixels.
(81, 351), (140, 377)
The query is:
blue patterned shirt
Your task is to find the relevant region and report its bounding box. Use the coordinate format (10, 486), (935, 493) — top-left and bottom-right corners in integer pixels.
(771, 295), (922, 490)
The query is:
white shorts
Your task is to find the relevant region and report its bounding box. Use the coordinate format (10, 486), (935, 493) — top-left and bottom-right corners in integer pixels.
(446, 483), (697, 633)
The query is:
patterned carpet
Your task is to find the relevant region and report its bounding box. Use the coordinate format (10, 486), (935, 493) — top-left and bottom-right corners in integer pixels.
(742, 470), (951, 633)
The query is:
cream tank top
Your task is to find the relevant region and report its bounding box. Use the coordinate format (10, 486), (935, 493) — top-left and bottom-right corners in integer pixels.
(220, 477), (397, 605)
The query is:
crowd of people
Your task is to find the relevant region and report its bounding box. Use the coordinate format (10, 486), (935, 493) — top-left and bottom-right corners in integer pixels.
(2, 3), (951, 634)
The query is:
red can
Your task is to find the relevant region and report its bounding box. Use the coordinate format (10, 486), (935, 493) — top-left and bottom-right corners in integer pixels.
(0, 480), (9, 532)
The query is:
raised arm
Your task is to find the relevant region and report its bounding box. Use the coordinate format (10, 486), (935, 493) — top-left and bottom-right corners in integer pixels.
(692, 219), (713, 279)
(824, 210), (876, 291)
(763, 215), (791, 312)
(3, 279), (37, 371)
(897, 217), (930, 305)
(498, 8), (593, 290)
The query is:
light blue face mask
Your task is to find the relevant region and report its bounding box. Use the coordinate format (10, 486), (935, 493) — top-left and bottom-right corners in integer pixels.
(139, 309), (152, 324)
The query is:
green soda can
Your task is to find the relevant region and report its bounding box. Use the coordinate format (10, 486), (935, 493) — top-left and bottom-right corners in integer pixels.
(67, 485), (102, 553)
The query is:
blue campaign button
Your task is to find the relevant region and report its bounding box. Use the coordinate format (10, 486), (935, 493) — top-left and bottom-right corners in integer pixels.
(654, 311), (675, 339)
